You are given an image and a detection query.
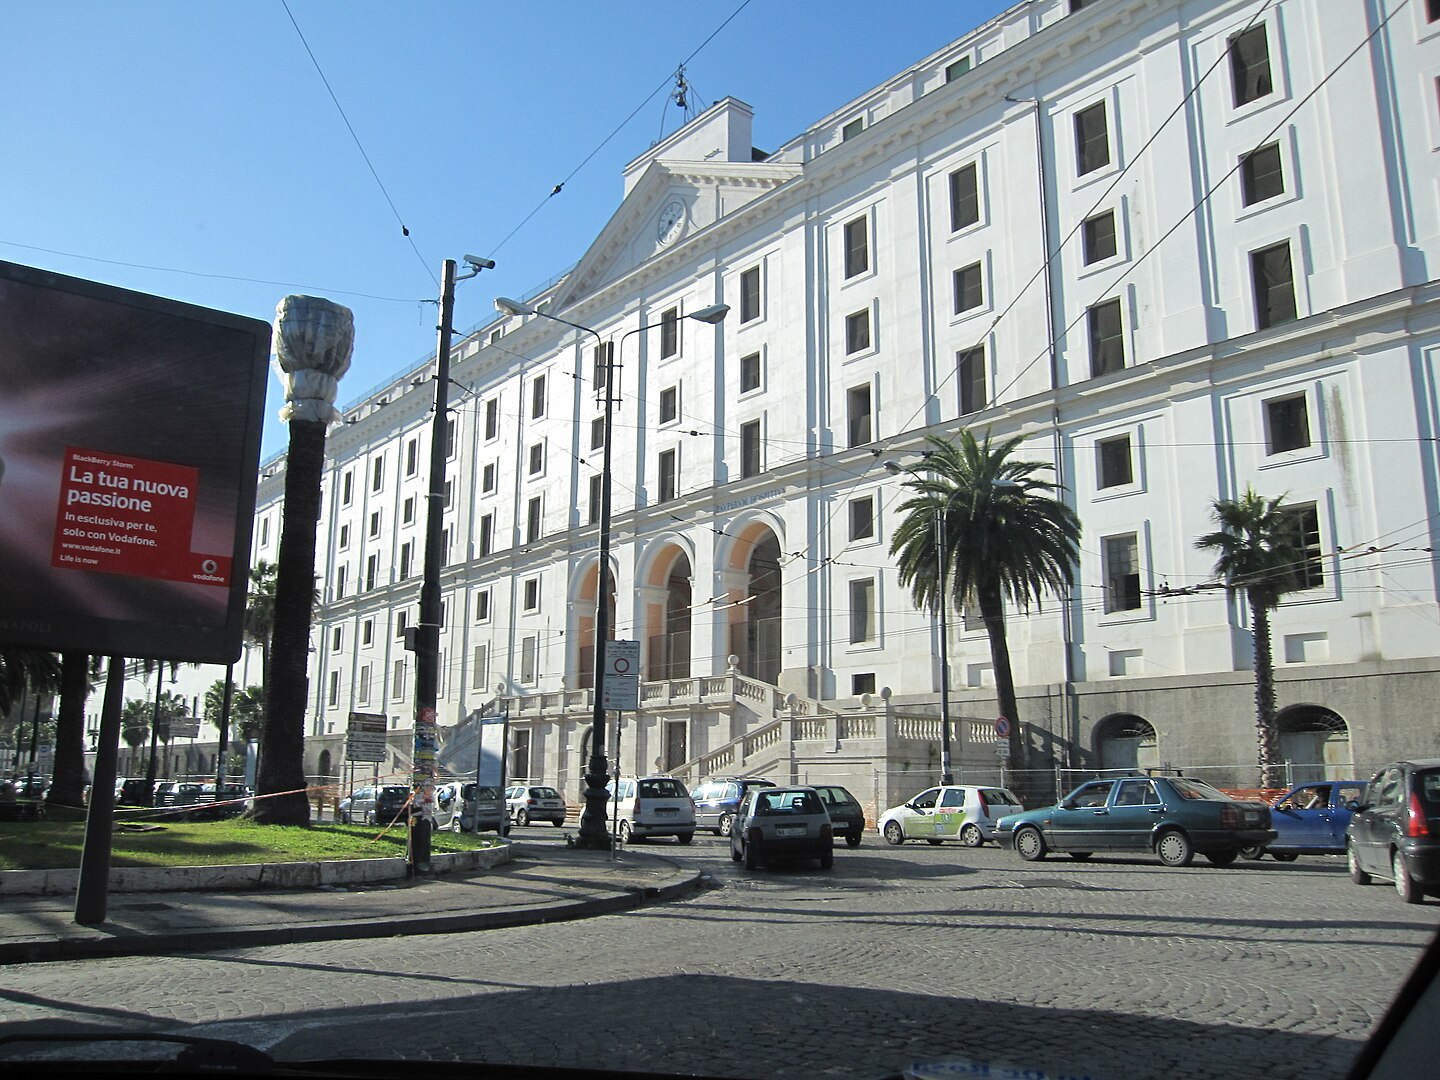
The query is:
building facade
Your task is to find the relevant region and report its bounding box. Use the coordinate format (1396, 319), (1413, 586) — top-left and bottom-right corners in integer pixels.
(244, 0), (1440, 811)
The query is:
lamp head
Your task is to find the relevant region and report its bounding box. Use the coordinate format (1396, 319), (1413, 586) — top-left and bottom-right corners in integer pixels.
(494, 296), (534, 317)
(881, 459), (904, 475)
(687, 303), (730, 325)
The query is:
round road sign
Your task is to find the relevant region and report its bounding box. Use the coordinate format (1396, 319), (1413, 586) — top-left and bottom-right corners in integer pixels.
(995, 716), (1011, 739)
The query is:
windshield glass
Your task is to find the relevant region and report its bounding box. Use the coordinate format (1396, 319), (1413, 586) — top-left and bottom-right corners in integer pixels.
(638, 779), (687, 798)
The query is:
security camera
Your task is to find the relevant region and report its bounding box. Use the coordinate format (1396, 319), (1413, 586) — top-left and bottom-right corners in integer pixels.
(464, 255), (496, 270)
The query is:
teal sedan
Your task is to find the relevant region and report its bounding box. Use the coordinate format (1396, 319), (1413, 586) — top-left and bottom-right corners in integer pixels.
(995, 775), (1275, 867)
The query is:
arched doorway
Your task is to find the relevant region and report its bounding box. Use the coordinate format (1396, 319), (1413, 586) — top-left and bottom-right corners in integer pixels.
(1276, 706), (1351, 783)
(318, 749), (332, 781)
(574, 560), (617, 690)
(729, 531), (781, 685)
(646, 549), (692, 680)
(1094, 714), (1159, 773)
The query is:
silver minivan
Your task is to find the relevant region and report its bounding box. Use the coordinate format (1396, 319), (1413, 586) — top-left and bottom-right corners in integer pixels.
(609, 776), (696, 844)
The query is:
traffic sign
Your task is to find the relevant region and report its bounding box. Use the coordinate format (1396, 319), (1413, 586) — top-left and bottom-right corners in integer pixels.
(346, 712), (388, 763)
(994, 716), (1011, 739)
(602, 640), (640, 710)
(996, 742), (1011, 758)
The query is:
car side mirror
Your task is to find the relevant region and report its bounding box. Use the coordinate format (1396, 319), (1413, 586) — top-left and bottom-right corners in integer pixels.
(1347, 799), (1363, 812)
(1059, 799), (1075, 811)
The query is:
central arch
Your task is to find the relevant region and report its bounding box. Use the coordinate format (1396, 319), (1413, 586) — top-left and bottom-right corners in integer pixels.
(572, 559), (616, 690)
(722, 523), (783, 686)
(1276, 705), (1351, 782)
(1094, 714), (1159, 773)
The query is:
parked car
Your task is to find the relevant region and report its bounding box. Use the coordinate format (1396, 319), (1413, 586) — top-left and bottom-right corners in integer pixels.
(995, 774), (1275, 867)
(433, 781), (463, 830)
(608, 776), (695, 843)
(730, 786), (835, 870)
(115, 778), (151, 807)
(690, 776), (776, 836)
(1240, 779), (1368, 860)
(339, 784), (411, 825)
(879, 784), (1024, 847)
(456, 783), (507, 834)
(505, 784), (567, 827)
(1347, 758), (1440, 904)
(813, 784), (866, 847)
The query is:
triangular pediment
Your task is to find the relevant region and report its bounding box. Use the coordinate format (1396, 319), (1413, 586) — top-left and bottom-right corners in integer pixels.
(550, 157), (801, 312)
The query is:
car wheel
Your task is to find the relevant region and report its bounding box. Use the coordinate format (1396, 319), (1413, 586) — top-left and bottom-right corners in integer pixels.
(819, 850), (834, 870)
(1068, 852), (1093, 861)
(339, 809), (350, 824)
(1348, 841), (1372, 885)
(926, 838), (943, 846)
(730, 843), (742, 863)
(883, 821), (905, 846)
(1155, 829), (1194, 867)
(1394, 850), (1423, 904)
(515, 808), (528, 827)
(364, 810), (375, 826)
(744, 838), (759, 870)
(1015, 826), (1047, 862)
(1205, 849), (1238, 867)
(717, 812), (733, 837)
(959, 824), (984, 848)
(845, 831), (862, 848)
(617, 819), (632, 843)
(677, 832), (694, 845)
(1239, 845), (1265, 860)
(552, 818), (565, 827)
(1270, 852), (1299, 862)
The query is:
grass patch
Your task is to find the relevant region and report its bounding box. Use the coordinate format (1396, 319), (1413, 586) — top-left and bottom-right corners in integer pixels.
(0, 819), (500, 872)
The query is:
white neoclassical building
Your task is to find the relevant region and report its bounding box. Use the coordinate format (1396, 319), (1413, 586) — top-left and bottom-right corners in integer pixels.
(234, 0), (1440, 812)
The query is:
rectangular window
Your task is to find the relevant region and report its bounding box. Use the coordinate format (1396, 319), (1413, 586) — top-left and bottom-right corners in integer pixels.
(471, 644), (489, 690)
(520, 636), (538, 684)
(399, 542), (413, 581)
(528, 442), (545, 476)
(484, 398), (499, 440)
(338, 523), (351, 549)
(588, 474), (603, 524)
(365, 554), (378, 592)
(443, 479), (454, 509)
(845, 309), (871, 354)
(660, 307), (679, 358)
(1265, 394), (1311, 454)
(341, 469), (354, 506)
(740, 266), (762, 323)
(1074, 101), (1110, 175)
(843, 216), (869, 278)
(523, 577), (540, 611)
(396, 610), (408, 639)
(1280, 504), (1324, 589)
(658, 448), (677, 502)
(1097, 434), (1134, 489)
(953, 262), (984, 313)
(1252, 241), (1297, 330)
(392, 659), (405, 700)
(482, 463), (496, 494)
(1229, 24), (1274, 108)
(371, 457), (384, 493)
(846, 384), (873, 448)
(958, 346), (987, 415)
(659, 386), (678, 425)
(530, 375), (546, 419)
(1103, 534), (1142, 613)
(479, 514), (494, 556)
(402, 497), (414, 525)
(526, 497), (542, 543)
(475, 589), (491, 623)
(849, 496), (875, 541)
(358, 663), (372, 704)
(1083, 210), (1117, 264)
(331, 626), (342, 651)
(849, 578), (876, 643)
(741, 420), (762, 478)
(511, 728), (531, 780)
(949, 163), (979, 230)
(361, 618), (373, 646)
(328, 670), (339, 707)
(369, 511), (381, 539)
(944, 56), (971, 82)
(1088, 299), (1125, 377)
(1241, 143), (1284, 205)
(592, 342), (610, 391)
(405, 437), (418, 476)
(335, 564), (347, 600)
(489, 327), (501, 345)
(852, 672), (877, 695)
(841, 116), (864, 140)
(740, 352), (762, 393)
(445, 417), (457, 458)
(441, 527), (450, 566)
(260, 517), (270, 546)
(590, 417), (605, 451)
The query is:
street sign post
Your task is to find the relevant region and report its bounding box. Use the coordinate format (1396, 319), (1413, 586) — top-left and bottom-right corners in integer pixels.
(346, 712), (388, 763)
(601, 640), (640, 711)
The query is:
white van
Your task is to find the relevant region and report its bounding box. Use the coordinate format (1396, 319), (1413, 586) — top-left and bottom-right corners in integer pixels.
(609, 776), (696, 844)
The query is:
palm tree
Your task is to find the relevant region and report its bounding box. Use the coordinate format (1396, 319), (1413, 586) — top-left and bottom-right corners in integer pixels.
(889, 431), (1081, 786)
(120, 698), (151, 760)
(245, 561), (279, 695)
(47, 653), (98, 809)
(1196, 487), (1309, 788)
(0, 651), (60, 777)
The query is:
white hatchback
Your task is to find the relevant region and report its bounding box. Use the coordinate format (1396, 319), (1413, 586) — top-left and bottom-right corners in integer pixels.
(609, 776), (696, 844)
(879, 785), (1024, 847)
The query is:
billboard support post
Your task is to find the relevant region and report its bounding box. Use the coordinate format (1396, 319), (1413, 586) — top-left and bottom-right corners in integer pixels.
(74, 656), (125, 926)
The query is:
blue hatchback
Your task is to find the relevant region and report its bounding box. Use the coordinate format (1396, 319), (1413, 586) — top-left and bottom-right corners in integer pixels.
(1241, 779), (1367, 861)
(691, 777), (776, 836)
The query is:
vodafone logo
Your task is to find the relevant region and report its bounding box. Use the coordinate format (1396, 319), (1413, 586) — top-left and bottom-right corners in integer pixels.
(201, 559), (218, 574)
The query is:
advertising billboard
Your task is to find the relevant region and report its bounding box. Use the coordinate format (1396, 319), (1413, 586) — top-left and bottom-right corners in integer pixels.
(0, 260), (270, 663)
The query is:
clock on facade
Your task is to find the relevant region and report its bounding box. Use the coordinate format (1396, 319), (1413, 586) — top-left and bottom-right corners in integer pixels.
(656, 198), (686, 244)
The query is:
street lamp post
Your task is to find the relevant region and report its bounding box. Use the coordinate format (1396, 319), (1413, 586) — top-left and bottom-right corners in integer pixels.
(493, 297), (727, 849)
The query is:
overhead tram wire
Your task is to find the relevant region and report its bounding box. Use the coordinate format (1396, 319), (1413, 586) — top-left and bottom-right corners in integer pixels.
(280, 0), (438, 291)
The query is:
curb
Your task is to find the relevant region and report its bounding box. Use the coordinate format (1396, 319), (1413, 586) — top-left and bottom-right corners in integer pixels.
(0, 864), (704, 966)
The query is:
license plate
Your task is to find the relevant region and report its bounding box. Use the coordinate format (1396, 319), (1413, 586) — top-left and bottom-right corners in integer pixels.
(776, 826), (806, 837)
(656, 807), (677, 815)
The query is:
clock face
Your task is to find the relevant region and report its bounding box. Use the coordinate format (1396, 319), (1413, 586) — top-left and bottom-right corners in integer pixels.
(656, 199), (686, 244)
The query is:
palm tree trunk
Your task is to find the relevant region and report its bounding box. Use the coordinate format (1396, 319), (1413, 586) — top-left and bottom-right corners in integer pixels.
(979, 584), (1027, 790)
(47, 652), (91, 809)
(254, 418), (327, 825)
(1249, 591), (1281, 788)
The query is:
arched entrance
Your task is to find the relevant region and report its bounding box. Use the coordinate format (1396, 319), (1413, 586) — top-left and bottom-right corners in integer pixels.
(318, 749), (332, 781)
(1276, 706), (1351, 783)
(574, 560), (617, 690)
(644, 548), (692, 680)
(725, 526), (782, 686)
(1094, 714), (1159, 773)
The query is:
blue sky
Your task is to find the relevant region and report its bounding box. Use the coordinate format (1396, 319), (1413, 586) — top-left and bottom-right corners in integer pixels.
(2, 1), (1011, 461)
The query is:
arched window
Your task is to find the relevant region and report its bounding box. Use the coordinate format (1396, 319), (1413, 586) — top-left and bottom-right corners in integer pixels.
(1276, 706), (1351, 783)
(1094, 714), (1158, 773)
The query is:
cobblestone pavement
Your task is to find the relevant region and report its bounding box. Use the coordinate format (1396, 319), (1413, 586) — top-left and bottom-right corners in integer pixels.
(2, 830), (1437, 1079)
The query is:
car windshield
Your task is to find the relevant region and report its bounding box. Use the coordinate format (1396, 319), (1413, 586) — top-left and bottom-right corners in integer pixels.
(638, 779), (686, 798)
(815, 786), (856, 806)
(531, 787), (560, 799)
(756, 790), (822, 815)
(1168, 777), (1231, 802)
(1417, 769), (1440, 806)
